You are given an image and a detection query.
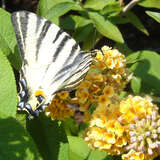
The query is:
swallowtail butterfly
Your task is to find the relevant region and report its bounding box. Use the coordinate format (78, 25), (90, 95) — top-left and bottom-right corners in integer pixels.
(11, 11), (96, 119)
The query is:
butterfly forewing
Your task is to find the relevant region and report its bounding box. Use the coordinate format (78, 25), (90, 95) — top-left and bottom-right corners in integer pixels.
(11, 11), (94, 110)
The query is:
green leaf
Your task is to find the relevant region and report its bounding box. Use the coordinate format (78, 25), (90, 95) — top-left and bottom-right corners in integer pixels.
(0, 34), (11, 56)
(64, 118), (79, 136)
(0, 114), (42, 160)
(100, 2), (122, 15)
(73, 23), (94, 42)
(109, 16), (129, 24)
(138, 0), (160, 9)
(37, 0), (75, 16)
(0, 8), (21, 70)
(84, 0), (108, 10)
(0, 50), (17, 118)
(60, 15), (92, 30)
(88, 12), (124, 43)
(127, 50), (160, 94)
(131, 76), (141, 94)
(146, 11), (160, 23)
(126, 11), (149, 35)
(88, 149), (107, 160)
(104, 155), (121, 160)
(82, 29), (101, 51)
(27, 114), (69, 160)
(71, 15), (92, 28)
(68, 136), (90, 160)
(114, 43), (132, 55)
(45, 2), (82, 25)
(60, 16), (76, 30)
(0, 8), (16, 52)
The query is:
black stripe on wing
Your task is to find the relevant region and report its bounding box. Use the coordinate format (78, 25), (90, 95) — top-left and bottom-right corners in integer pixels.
(36, 20), (52, 60)
(54, 51), (93, 81)
(54, 51), (84, 78)
(36, 15), (42, 33)
(61, 64), (91, 90)
(53, 51), (93, 91)
(53, 29), (64, 43)
(53, 35), (72, 62)
(66, 58), (92, 81)
(11, 12), (29, 60)
(63, 43), (79, 65)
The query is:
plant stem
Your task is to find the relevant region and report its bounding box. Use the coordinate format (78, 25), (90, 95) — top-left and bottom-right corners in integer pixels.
(120, 0), (139, 15)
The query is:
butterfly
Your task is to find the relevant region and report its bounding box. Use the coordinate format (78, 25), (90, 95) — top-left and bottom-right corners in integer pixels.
(11, 11), (97, 119)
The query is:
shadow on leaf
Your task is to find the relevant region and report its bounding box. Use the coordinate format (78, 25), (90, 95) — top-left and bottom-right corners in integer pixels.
(0, 117), (41, 160)
(26, 114), (69, 160)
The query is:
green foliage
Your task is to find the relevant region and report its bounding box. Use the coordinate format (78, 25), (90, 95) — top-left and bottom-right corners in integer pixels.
(0, 114), (43, 160)
(138, 0), (160, 9)
(27, 115), (69, 160)
(146, 11), (160, 23)
(0, 0), (160, 160)
(0, 8), (21, 70)
(37, 0), (159, 50)
(127, 50), (160, 95)
(131, 76), (141, 94)
(0, 50), (17, 118)
(88, 12), (124, 43)
(44, 2), (82, 25)
(126, 11), (149, 36)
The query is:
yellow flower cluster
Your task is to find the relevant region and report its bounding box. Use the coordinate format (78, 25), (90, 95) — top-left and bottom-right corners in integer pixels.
(84, 95), (160, 160)
(45, 92), (74, 120)
(75, 46), (129, 119)
(95, 46), (128, 93)
(84, 103), (127, 155)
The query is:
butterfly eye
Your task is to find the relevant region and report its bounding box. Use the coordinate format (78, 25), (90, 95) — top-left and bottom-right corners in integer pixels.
(37, 95), (44, 103)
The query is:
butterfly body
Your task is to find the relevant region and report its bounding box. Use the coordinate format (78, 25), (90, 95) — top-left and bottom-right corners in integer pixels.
(11, 11), (96, 118)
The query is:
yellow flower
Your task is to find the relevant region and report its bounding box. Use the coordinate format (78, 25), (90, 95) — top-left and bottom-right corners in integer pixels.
(95, 50), (104, 61)
(99, 142), (112, 150)
(76, 88), (89, 104)
(88, 127), (105, 140)
(122, 150), (144, 160)
(104, 132), (116, 144)
(116, 136), (127, 147)
(103, 85), (114, 97)
(90, 116), (107, 128)
(92, 73), (104, 82)
(106, 58), (115, 69)
(57, 91), (69, 100)
(95, 61), (106, 70)
(78, 80), (91, 89)
(101, 45), (111, 53)
(90, 84), (101, 94)
(98, 95), (111, 106)
(119, 96), (159, 123)
(45, 96), (74, 120)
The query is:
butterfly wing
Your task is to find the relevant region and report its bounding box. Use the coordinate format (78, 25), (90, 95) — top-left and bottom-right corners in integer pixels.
(11, 11), (93, 105)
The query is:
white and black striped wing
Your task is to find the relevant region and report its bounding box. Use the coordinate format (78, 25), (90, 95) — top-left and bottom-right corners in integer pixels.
(11, 11), (93, 103)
